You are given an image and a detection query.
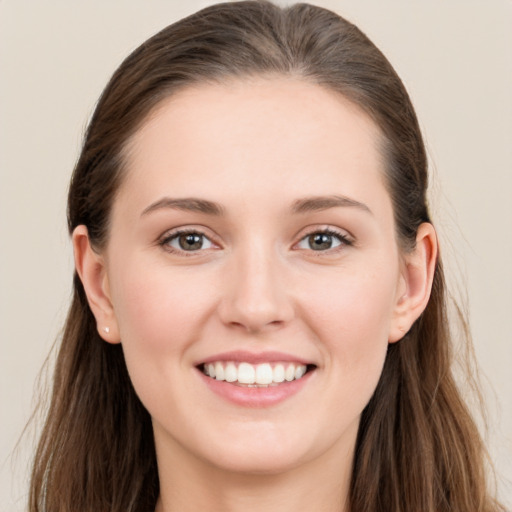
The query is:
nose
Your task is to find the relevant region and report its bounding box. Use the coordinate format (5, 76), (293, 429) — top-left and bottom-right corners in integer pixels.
(218, 243), (294, 333)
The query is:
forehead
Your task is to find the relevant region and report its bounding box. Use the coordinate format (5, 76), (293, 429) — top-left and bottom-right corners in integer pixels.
(119, 77), (390, 216)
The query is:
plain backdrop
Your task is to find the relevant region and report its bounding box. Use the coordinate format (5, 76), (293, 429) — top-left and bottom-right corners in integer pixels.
(1, 1), (511, 510)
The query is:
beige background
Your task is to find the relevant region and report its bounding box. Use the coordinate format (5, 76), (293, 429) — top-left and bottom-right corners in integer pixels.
(1, 1), (511, 510)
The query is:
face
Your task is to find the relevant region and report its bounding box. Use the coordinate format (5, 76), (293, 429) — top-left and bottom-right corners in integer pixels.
(92, 79), (411, 475)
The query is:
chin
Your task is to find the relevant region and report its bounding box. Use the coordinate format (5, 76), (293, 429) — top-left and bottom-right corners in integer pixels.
(189, 420), (340, 477)
(205, 444), (309, 476)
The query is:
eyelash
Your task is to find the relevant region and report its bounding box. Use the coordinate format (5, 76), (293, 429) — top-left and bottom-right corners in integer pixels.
(296, 228), (353, 254)
(159, 229), (216, 256)
(158, 227), (353, 255)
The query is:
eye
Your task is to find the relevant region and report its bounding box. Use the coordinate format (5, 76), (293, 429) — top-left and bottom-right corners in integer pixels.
(296, 230), (351, 251)
(161, 230), (214, 252)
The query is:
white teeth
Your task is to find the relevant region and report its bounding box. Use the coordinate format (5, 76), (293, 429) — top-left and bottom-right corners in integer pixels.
(273, 363), (285, 383)
(202, 361), (309, 385)
(225, 362), (237, 382)
(238, 362), (255, 384)
(255, 363), (273, 385)
(285, 364), (295, 382)
(294, 365), (306, 379)
(215, 362), (225, 381)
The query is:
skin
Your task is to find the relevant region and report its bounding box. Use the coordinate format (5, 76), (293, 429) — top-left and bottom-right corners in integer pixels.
(74, 78), (437, 512)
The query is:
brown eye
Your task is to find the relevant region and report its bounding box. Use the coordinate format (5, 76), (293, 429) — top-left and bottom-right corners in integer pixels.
(178, 233), (204, 250)
(308, 233), (335, 250)
(296, 230), (350, 252)
(163, 231), (214, 252)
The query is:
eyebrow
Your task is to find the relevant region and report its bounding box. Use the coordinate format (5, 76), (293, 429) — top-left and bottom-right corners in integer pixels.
(291, 195), (372, 215)
(140, 194), (372, 218)
(141, 197), (225, 217)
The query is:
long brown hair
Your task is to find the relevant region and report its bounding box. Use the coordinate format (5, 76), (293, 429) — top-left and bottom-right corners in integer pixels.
(29, 2), (504, 511)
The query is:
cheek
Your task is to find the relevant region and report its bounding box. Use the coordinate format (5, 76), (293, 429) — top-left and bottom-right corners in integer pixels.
(107, 260), (221, 418)
(109, 259), (217, 367)
(303, 262), (398, 339)
(301, 262), (398, 390)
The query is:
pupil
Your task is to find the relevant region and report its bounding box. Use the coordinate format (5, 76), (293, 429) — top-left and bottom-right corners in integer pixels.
(179, 233), (203, 250)
(309, 233), (332, 250)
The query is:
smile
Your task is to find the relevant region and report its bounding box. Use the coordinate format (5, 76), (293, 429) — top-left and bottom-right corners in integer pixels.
(201, 361), (309, 387)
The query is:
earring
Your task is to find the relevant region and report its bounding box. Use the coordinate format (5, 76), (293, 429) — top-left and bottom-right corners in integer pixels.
(104, 326), (110, 334)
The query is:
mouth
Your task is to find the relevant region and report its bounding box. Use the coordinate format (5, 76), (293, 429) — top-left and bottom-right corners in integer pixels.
(198, 361), (317, 388)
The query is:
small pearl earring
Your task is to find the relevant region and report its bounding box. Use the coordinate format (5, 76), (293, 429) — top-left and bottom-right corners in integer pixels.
(104, 326), (110, 334)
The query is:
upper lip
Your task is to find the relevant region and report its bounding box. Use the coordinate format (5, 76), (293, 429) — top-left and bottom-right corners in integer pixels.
(197, 350), (315, 366)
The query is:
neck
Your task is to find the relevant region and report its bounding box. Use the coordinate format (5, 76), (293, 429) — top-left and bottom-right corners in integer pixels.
(154, 430), (355, 512)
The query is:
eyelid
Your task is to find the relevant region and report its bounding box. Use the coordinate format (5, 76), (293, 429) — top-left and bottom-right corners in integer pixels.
(156, 224), (354, 255)
(158, 225), (221, 254)
(292, 225), (354, 252)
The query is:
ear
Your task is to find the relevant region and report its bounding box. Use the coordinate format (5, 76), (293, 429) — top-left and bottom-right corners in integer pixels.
(72, 225), (121, 344)
(389, 223), (438, 343)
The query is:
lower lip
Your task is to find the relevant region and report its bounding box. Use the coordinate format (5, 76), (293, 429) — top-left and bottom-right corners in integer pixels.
(197, 369), (314, 408)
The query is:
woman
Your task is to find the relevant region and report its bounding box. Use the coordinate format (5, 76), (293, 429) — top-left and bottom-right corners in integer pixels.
(28, 1), (506, 511)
